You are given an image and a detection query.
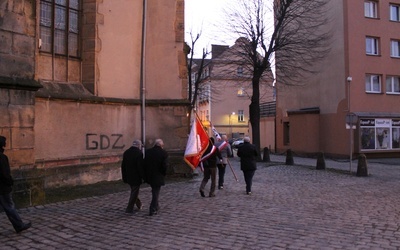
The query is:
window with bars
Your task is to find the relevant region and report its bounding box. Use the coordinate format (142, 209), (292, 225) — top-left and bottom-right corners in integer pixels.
(40, 0), (81, 57)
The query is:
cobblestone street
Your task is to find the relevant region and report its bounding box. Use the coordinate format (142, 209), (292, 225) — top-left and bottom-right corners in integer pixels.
(1, 155), (400, 249)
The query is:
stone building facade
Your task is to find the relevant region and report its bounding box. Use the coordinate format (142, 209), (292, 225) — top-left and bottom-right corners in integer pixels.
(0, 0), (189, 204)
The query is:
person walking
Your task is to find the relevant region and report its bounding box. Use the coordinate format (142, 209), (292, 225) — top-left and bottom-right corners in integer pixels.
(215, 135), (232, 190)
(121, 139), (144, 213)
(0, 136), (31, 233)
(144, 139), (168, 216)
(199, 137), (222, 197)
(237, 137), (258, 195)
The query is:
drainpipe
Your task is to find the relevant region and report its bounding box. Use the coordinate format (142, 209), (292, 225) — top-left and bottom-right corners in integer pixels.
(140, 0), (147, 154)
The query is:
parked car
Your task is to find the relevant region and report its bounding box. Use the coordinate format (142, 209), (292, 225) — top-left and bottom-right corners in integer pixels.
(232, 139), (244, 149)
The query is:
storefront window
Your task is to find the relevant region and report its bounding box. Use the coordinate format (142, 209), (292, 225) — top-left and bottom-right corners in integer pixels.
(360, 118), (400, 151)
(393, 120), (400, 148)
(360, 119), (375, 150)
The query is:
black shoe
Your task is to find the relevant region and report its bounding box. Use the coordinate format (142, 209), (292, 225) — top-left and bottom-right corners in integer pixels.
(209, 193), (215, 197)
(218, 186), (224, 190)
(16, 222), (31, 233)
(125, 209), (136, 214)
(200, 190), (205, 197)
(149, 211), (158, 216)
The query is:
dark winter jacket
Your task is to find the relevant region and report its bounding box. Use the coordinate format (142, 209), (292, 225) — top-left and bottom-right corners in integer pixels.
(121, 146), (144, 186)
(202, 144), (222, 168)
(237, 142), (258, 171)
(144, 145), (168, 187)
(0, 149), (13, 194)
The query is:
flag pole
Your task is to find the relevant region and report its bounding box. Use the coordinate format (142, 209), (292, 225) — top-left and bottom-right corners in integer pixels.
(227, 159), (238, 182)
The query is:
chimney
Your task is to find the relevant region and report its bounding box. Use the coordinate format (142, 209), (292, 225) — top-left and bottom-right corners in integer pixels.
(211, 44), (229, 59)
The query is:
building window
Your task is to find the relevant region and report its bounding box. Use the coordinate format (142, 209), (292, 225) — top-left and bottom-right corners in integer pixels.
(40, 0), (81, 57)
(365, 1), (378, 18)
(391, 40), (400, 58)
(237, 87), (245, 96)
(238, 110), (244, 122)
(366, 37), (379, 55)
(386, 76), (400, 94)
(390, 4), (400, 21)
(237, 67), (243, 76)
(365, 74), (381, 93)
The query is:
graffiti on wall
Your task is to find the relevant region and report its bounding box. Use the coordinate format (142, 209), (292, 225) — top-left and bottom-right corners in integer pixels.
(86, 134), (125, 150)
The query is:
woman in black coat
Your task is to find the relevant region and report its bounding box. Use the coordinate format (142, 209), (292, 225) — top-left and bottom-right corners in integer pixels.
(237, 137), (258, 195)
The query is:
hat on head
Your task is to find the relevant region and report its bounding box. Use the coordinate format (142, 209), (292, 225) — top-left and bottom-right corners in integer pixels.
(0, 136), (6, 148)
(132, 139), (142, 148)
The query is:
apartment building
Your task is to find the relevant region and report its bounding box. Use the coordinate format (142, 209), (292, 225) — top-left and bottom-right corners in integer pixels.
(0, 0), (188, 202)
(276, 0), (400, 158)
(194, 39), (275, 148)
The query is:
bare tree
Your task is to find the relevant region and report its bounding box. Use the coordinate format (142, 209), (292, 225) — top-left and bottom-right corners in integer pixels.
(185, 31), (210, 129)
(223, 0), (331, 157)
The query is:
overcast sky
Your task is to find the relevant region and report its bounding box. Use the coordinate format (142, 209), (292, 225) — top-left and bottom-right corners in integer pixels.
(185, 0), (236, 57)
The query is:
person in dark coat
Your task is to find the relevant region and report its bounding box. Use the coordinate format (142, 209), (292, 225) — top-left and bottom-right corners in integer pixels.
(237, 137), (258, 195)
(121, 139), (144, 213)
(199, 137), (222, 198)
(0, 136), (31, 233)
(144, 139), (168, 216)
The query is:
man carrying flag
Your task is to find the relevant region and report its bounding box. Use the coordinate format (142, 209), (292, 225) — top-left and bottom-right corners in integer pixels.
(199, 137), (222, 197)
(184, 115), (209, 170)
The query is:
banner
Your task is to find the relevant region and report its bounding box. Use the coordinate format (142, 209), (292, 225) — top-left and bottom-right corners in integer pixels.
(210, 123), (221, 141)
(211, 123), (228, 150)
(184, 115), (210, 169)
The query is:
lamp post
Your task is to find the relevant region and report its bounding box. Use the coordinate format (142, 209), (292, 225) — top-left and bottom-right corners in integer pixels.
(347, 76), (353, 172)
(229, 112), (235, 138)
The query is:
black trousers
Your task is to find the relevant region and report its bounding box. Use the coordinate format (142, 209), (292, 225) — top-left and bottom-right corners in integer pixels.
(126, 185), (142, 212)
(243, 170), (256, 193)
(199, 167), (216, 196)
(0, 193), (25, 231)
(217, 164), (226, 187)
(150, 185), (161, 214)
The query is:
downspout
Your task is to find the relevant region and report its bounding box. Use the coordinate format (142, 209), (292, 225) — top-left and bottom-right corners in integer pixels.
(140, 0), (147, 153)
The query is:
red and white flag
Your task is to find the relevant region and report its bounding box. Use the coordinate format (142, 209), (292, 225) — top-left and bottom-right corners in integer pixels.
(211, 123), (228, 151)
(184, 115), (210, 169)
(210, 123), (221, 141)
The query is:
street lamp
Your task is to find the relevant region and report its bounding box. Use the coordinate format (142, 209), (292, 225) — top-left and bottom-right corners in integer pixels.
(347, 76), (353, 172)
(229, 112), (235, 138)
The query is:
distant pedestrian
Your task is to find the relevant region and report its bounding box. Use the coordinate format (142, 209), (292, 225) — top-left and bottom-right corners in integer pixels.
(199, 137), (222, 197)
(237, 137), (258, 195)
(215, 135), (232, 190)
(144, 139), (168, 216)
(121, 139), (144, 213)
(0, 136), (31, 233)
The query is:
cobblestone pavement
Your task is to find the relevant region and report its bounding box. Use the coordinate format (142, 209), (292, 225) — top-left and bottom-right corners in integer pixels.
(1, 155), (400, 249)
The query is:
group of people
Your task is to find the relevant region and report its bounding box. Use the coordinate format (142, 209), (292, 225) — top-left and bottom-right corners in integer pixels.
(0, 134), (256, 233)
(122, 134), (258, 218)
(199, 135), (258, 197)
(121, 138), (168, 216)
